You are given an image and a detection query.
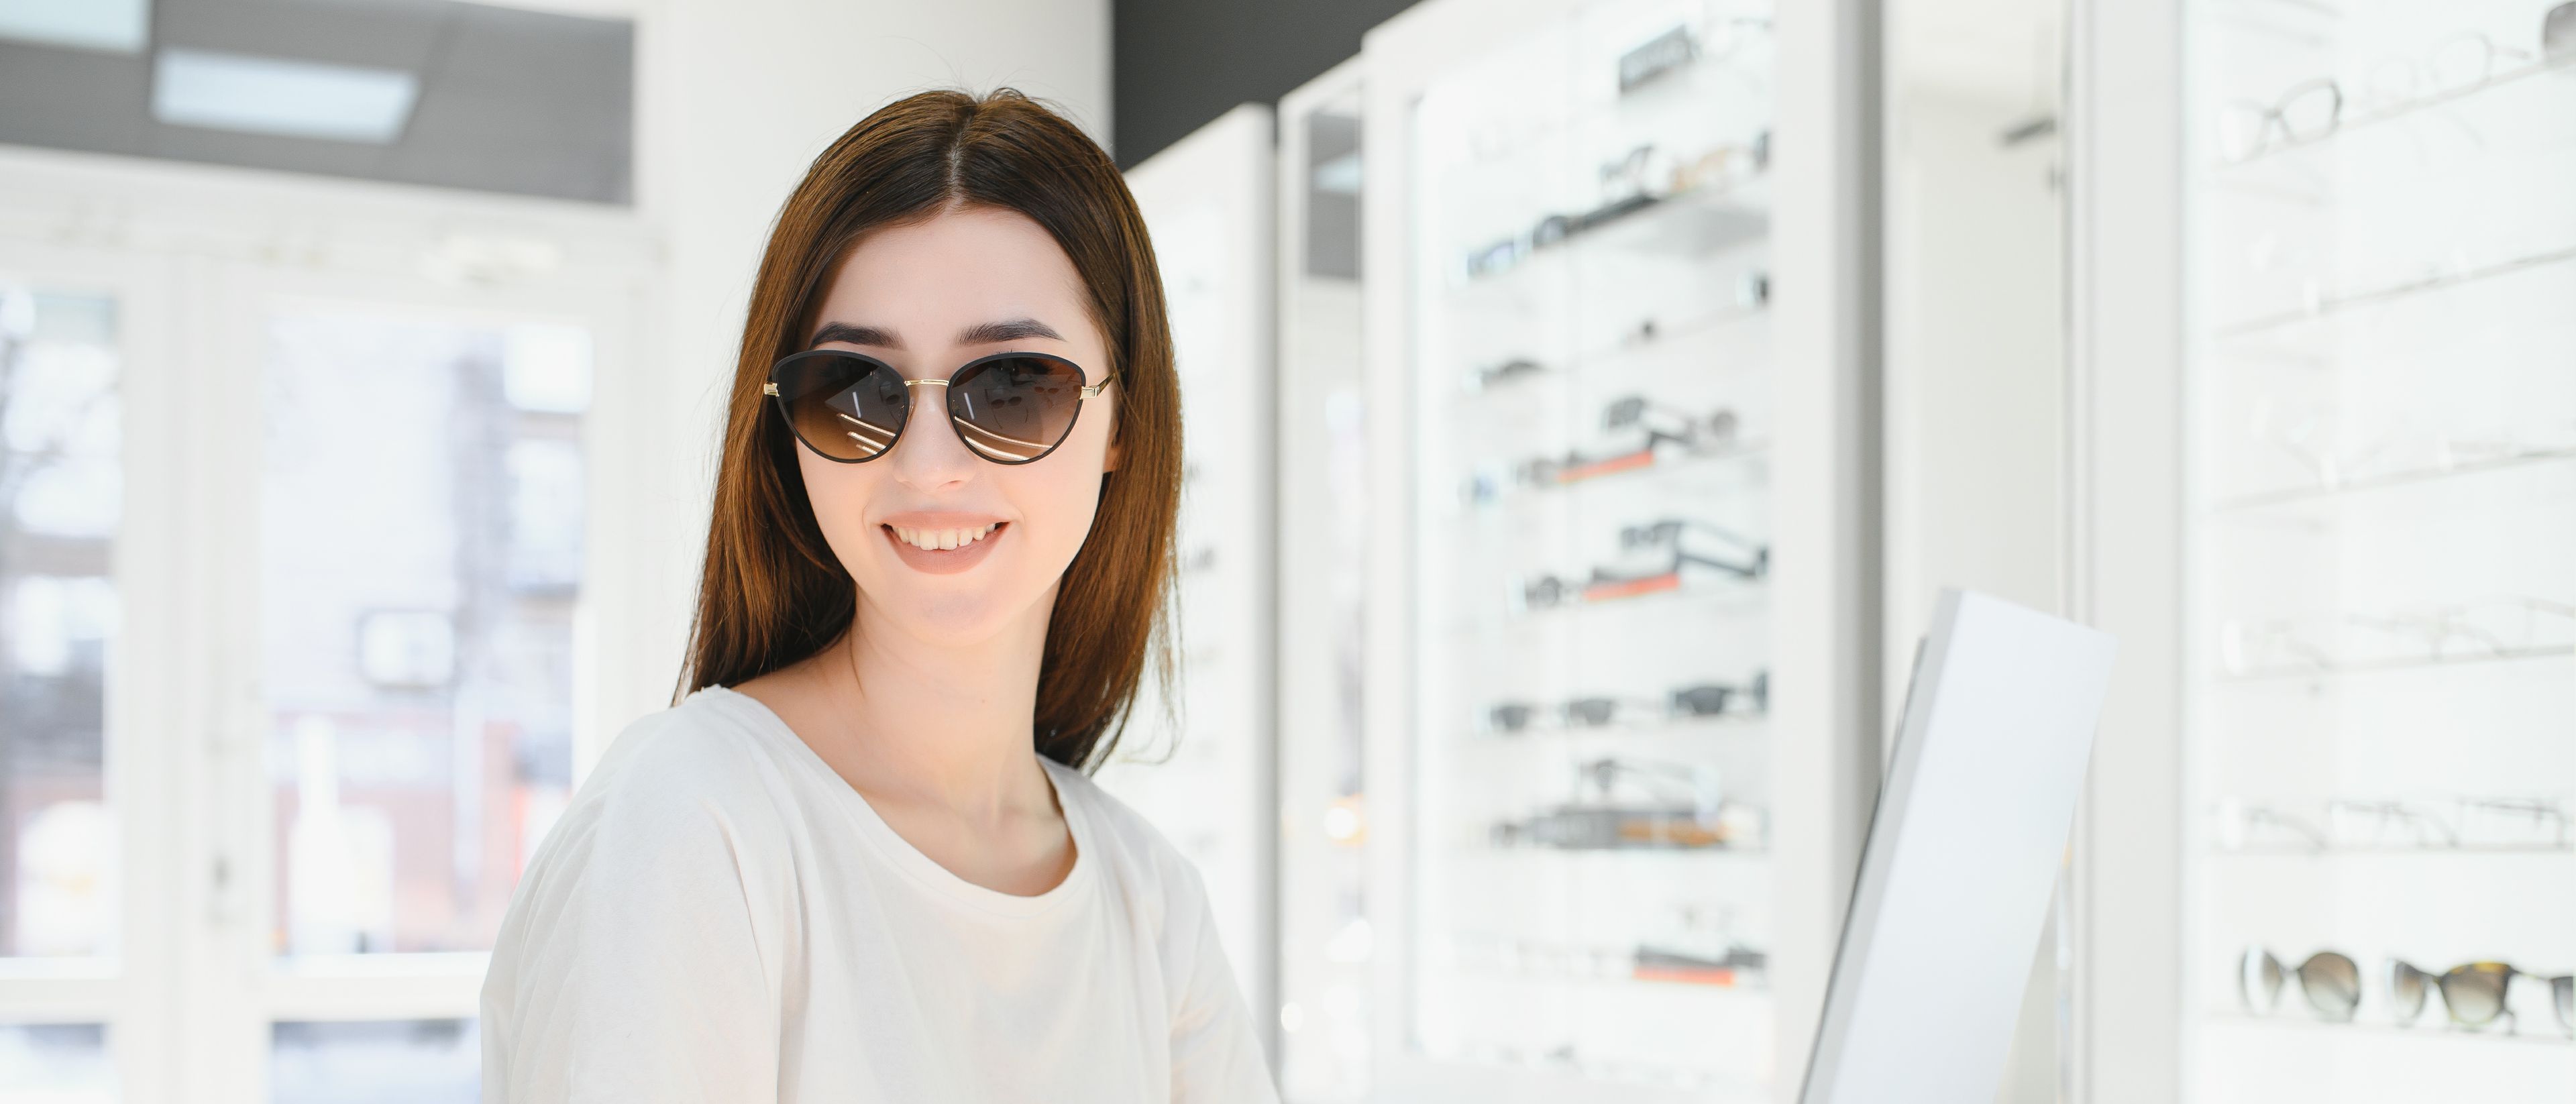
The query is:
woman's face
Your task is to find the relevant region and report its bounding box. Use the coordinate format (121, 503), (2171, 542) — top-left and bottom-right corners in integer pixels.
(796, 205), (1120, 649)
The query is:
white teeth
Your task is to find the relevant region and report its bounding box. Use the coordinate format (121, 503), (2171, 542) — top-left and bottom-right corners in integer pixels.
(892, 522), (999, 551)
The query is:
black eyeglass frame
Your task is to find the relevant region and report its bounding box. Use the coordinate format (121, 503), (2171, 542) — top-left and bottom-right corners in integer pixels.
(763, 347), (1118, 466)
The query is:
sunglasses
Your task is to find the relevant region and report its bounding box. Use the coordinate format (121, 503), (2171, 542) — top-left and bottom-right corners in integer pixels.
(1484, 673), (1767, 734)
(2391, 960), (2575, 1035)
(2239, 947), (2362, 1022)
(765, 348), (1117, 465)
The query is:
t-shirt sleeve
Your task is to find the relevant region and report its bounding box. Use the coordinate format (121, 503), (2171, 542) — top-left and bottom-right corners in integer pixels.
(482, 732), (787, 1103)
(1165, 859), (1282, 1104)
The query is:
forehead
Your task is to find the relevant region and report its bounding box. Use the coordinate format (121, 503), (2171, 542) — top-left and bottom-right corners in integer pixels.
(818, 205), (1093, 343)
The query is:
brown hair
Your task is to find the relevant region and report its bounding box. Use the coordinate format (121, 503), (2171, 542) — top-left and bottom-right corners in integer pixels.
(676, 89), (1179, 773)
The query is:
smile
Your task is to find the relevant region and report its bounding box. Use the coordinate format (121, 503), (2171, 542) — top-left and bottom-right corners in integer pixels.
(890, 522), (1000, 551)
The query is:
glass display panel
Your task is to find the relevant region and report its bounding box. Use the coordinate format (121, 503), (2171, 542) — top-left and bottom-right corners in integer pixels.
(1406, 0), (1777, 1093)
(0, 286), (119, 962)
(2189, 0), (2576, 1097)
(262, 310), (588, 956)
(1277, 95), (1373, 1103)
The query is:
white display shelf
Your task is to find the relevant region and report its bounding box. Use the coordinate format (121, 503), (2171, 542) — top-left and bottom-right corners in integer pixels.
(2182, 2), (2576, 1099)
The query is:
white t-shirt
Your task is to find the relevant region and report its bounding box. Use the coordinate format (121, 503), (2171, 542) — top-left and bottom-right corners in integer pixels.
(480, 685), (1279, 1103)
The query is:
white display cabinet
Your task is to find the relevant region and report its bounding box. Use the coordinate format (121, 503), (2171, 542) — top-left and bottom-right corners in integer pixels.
(1359, 0), (1884, 1099)
(2068, 0), (2575, 1097)
(2184, 0), (2576, 1097)
(1103, 103), (1282, 1073)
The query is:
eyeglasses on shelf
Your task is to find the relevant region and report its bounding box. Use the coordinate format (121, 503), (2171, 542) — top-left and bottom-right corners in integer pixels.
(2210, 796), (2571, 852)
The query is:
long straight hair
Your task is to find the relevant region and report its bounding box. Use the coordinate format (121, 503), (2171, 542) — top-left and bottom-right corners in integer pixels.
(677, 89), (1179, 773)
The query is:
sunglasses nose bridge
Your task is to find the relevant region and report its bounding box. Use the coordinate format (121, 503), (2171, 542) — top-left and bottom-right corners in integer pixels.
(870, 376), (987, 486)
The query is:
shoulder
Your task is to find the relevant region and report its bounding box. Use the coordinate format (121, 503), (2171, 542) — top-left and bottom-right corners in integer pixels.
(586, 689), (814, 833)
(1044, 760), (1215, 932)
(515, 689), (802, 896)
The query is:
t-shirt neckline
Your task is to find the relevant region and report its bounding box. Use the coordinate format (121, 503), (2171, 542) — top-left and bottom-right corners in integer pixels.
(702, 685), (1096, 919)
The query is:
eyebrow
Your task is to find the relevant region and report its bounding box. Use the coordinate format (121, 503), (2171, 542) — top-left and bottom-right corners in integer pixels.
(808, 317), (1065, 350)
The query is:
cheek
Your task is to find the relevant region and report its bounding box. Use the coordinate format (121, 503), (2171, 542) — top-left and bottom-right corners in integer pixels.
(796, 451), (882, 562)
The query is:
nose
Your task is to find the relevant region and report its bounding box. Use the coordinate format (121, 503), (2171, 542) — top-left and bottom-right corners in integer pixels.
(889, 378), (977, 493)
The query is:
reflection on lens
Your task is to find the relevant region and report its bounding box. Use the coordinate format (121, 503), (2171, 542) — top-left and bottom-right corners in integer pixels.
(2238, 948), (2286, 1013)
(948, 354), (1085, 463)
(775, 351), (907, 461)
(2387, 960), (2432, 1023)
(2439, 962), (2512, 1028)
(2297, 952), (2361, 1022)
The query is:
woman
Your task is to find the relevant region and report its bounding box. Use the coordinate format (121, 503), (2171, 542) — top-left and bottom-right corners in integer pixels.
(480, 89), (1278, 1103)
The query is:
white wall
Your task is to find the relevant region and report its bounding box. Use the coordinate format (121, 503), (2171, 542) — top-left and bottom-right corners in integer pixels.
(1882, 89), (2069, 1104)
(616, 0), (1112, 730)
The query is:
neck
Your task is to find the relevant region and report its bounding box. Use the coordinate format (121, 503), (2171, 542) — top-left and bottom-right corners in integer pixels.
(823, 586), (1059, 822)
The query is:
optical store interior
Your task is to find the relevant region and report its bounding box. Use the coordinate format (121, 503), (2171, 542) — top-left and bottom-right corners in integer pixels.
(3, 0), (2574, 1100)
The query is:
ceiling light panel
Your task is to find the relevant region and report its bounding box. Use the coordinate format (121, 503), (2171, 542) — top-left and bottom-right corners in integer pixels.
(0, 0), (148, 54)
(152, 48), (421, 144)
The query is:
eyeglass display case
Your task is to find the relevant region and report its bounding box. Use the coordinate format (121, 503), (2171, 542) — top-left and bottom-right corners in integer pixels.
(1360, 0), (1878, 1099)
(2186, 0), (2576, 1097)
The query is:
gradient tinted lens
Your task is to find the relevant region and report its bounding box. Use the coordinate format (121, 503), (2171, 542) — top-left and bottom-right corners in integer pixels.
(773, 351), (907, 461)
(2555, 975), (2571, 1033)
(1489, 703), (1536, 732)
(2440, 963), (2511, 1028)
(2298, 952), (2361, 1022)
(947, 354), (1087, 463)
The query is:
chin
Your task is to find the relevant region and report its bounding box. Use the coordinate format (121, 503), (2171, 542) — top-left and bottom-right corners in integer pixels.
(853, 565), (1061, 651)
(867, 592), (1020, 649)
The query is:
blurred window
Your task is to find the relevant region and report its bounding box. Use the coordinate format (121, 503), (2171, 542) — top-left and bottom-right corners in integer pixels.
(0, 285), (120, 962)
(0, 1022), (115, 1102)
(262, 310), (587, 956)
(270, 1019), (478, 1103)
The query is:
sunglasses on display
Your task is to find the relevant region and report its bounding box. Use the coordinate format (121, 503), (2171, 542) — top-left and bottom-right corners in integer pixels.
(2390, 960), (2576, 1035)
(1466, 356), (1546, 392)
(1509, 409), (1748, 490)
(1448, 932), (1770, 989)
(1633, 942), (1769, 987)
(2239, 947), (2363, 1022)
(1486, 674), (1767, 733)
(1522, 543), (1768, 610)
(1460, 134), (1774, 279)
(2243, 947), (2576, 1036)
(1489, 804), (1737, 850)
(1604, 395), (1740, 443)
(765, 347), (1116, 465)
